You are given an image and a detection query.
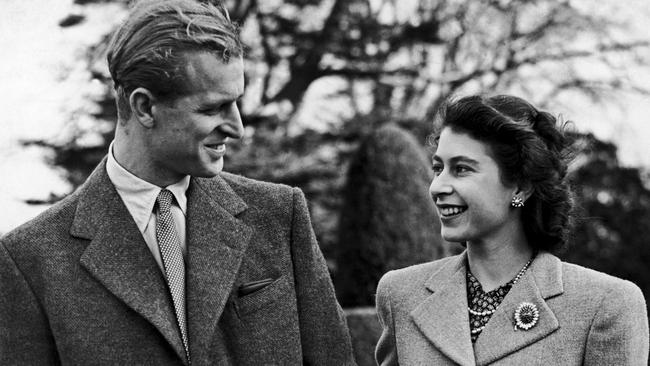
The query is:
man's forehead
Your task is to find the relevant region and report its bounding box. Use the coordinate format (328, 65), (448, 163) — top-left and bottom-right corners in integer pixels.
(178, 51), (244, 98)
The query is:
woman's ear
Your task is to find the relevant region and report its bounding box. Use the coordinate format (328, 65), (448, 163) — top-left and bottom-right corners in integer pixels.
(128, 87), (156, 128)
(515, 181), (534, 203)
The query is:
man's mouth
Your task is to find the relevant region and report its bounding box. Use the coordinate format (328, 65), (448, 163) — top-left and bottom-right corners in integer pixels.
(437, 205), (467, 218)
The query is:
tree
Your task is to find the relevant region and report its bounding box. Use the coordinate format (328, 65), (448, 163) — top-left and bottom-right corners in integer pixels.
(41, 0), (650, 182)
(27, 0), (650, 273)
(563, 133), (650, 313)
(334, 125), (443, 306)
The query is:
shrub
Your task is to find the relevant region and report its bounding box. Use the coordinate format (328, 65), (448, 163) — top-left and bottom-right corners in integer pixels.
(334, 124), (444, 306)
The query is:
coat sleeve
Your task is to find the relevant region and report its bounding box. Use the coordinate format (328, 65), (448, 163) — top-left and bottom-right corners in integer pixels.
(375, 271), (399, 366)
(584, 280), (649, 365)
(0, 241), (59, 364)
(289, 188), (356, 365)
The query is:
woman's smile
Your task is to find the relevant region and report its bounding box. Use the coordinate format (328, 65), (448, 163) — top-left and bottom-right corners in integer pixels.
(437, 204), (467, 220)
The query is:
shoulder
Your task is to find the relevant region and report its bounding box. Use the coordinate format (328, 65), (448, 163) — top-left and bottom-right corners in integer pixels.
(220, 171), (291, 192)
(219, 171), (295, 203)
(560, 260), (646, 311)
(214, 172), (309, 229)
(562, 261), (643, 296)
(378, 255), (460, 296)
(1, 189), (81, 253)
(560, 260), (648, 362)
(562, 260), (646, 298)
(376, 255), (461, 320)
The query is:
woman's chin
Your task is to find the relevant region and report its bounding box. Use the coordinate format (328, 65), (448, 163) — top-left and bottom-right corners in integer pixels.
(440, 225), (473, 243)
(441, 231), (465, 243)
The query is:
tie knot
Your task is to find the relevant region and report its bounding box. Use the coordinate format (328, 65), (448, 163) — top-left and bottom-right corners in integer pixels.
(156, 189), (174, 213)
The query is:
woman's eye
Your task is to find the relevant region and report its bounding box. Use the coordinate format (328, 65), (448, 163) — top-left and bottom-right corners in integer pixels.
(432, 164), (443, 174)
(455, 165), (470, 174)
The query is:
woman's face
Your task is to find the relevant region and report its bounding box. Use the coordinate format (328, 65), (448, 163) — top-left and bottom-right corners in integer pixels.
(429, 127), (519, 244)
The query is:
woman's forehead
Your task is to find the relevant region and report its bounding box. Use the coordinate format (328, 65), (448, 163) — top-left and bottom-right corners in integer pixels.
(435, 128), (493, 160)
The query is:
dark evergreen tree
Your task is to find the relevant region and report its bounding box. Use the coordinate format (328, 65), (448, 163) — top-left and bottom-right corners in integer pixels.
(334, 124), (443, 307)
(563, 133), (650, 314)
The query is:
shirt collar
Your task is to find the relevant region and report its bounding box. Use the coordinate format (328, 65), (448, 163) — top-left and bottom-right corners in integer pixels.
(106, 142), (190, 233)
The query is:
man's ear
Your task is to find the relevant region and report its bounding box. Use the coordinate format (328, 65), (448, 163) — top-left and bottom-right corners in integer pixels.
(129, 87), (156, 128)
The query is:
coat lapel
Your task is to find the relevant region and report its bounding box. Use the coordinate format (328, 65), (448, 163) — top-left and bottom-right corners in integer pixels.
(473, 252), (564, 366)
(410, 253), (476, 366)
(72, 160), (186, 362)
(185, 176), (252, 360)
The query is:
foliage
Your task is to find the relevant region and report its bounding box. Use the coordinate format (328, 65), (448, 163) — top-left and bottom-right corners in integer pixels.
(36, 0), (650, 187)
(344, 307), (382, 366)
(25, 0), (650, 283)
(333, 125), (443, 306)
(563, 133), (650, 312)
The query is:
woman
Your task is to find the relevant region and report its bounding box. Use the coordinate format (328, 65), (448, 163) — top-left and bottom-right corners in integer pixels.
(375, 95), (648, 365)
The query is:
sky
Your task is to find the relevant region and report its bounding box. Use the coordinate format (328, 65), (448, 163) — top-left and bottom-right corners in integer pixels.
(0, 0), (124, 232)
(0, 0), (649, 233)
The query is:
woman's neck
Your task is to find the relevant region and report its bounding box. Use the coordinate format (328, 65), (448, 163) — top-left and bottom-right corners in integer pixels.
(466, 235), (533, 292)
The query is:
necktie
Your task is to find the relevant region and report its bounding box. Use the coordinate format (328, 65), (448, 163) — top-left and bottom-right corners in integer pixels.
(155, 189), (190, 363)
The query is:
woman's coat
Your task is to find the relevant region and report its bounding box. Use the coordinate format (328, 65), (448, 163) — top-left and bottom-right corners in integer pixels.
(375, 251), (648, 365)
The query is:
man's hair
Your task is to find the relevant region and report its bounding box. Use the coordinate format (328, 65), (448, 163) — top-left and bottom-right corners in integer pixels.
(106, 0), (243, 120)
(431, 95), (576, 253)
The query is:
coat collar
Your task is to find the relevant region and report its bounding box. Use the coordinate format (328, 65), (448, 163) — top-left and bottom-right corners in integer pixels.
(473, 252), (562, 365)
(411, 252), (476, 366)
(411, 251), (564, 366)
(184, 175), (251, 361)
(71, 159), (252, 364)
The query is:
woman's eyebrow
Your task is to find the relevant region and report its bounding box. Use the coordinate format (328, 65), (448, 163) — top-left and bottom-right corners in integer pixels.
(433, 155), (480, 165)
(450, 156), (480, 165)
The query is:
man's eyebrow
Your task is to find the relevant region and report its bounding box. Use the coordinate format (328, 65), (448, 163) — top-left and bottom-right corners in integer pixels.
(198, 95), (243, 108)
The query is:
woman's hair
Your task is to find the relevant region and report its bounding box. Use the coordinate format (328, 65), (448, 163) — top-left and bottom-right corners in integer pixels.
(431, 95), (575, 253)
(106, 0), (243, 120)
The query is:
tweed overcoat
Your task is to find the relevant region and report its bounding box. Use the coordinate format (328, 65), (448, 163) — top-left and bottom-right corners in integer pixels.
(375, 251), (648, 365)
(0, 159), (354, 365)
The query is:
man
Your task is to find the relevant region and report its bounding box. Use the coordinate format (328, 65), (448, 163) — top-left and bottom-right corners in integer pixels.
(0, 1), (354, 364)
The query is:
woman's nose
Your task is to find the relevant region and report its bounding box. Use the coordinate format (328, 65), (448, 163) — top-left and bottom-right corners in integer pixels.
(429, 172), (453, 200)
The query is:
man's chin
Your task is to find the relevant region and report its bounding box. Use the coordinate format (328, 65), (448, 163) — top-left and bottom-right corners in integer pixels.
(192, 160), (224, 178)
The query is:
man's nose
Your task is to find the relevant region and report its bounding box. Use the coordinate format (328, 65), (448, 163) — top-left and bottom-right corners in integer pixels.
(219, 102), (244, 139)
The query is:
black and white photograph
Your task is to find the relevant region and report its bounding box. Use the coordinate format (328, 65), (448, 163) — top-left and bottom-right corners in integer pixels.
(1, 0), (649, 364)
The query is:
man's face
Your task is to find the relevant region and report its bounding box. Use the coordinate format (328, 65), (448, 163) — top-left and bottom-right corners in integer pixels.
(146, 52), (244, 185)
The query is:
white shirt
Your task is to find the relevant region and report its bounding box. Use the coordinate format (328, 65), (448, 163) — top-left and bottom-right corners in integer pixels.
(106, 142), (190, 272)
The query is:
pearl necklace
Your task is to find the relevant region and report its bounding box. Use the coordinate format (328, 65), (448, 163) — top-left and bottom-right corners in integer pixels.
(467, 257), (534, 318)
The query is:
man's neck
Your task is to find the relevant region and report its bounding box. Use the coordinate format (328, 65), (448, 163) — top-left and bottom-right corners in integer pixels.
(112, 136), (184, 188)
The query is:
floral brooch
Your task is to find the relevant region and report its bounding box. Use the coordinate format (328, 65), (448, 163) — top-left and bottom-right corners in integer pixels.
(514, 302), (539, 331)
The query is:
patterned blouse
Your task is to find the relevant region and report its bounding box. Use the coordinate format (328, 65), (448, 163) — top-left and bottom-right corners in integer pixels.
(466, 270), (515, 343)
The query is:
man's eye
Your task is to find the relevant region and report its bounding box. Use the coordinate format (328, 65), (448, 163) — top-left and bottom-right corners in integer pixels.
(200, 104), (228, 115)
(201, 108), (221, 115)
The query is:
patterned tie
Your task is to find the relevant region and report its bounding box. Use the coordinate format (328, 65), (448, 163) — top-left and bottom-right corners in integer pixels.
(155, 189), (190, 363)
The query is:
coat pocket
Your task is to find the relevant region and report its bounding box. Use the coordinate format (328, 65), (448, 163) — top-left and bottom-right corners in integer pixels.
(235, 275), (291, 316)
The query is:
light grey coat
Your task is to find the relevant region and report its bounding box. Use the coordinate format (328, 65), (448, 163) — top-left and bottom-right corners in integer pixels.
(0, 159), (354, 365)
(375, 251), (648, 365)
